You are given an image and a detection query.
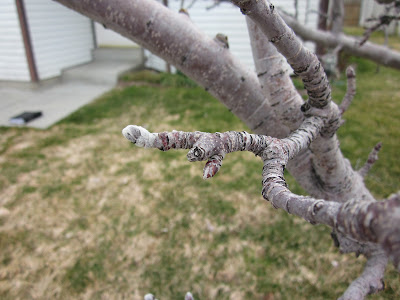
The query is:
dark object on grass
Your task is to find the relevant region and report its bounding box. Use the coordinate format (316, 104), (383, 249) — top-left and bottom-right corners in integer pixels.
(9, 111), (42, 125)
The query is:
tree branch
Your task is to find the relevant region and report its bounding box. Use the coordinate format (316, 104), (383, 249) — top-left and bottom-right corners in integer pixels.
(340, 66), (356, 115)
(233, 0), (332, 110)
(231, 0), (375, 205)
(245, 17), (304, 131)
(280, 10), (400, 70)
(122, 124), (400, 271)
(55, 0), (357, 200)
(361, 15), (400, 46)
(54, 0), (285, 138)
(339, 250), (387, 300)
(358, 143), (382, 178)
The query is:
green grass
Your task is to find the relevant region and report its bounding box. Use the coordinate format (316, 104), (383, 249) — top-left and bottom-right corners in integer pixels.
(0, 65), (399, 299)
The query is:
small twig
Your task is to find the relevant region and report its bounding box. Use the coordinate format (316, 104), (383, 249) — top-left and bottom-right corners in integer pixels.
(358, 143), (382, 178)
(186, 0), (197, 10)
(206, 0), (223, 10)
(308, 9), (328, 18)
(339, 66), (356, 115)
(339, 250), (387, 300)
(360, 15), (400, 46)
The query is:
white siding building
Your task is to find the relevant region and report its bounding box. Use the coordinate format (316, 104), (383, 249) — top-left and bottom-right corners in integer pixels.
(2, 0), (324, 82)
(0, 0), (31, 81)
(95, 23), (138, 47)
(145, 0), (320, 72)
(1, 0), (95, 82)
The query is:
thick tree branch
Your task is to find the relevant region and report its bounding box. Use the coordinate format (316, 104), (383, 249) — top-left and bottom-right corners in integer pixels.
(233, 0), (332, 110)
(231, 0), (375, 204)
(54, 0), (285, 138)
(245, 17), (329, 197)
(245, 17), (304, 131)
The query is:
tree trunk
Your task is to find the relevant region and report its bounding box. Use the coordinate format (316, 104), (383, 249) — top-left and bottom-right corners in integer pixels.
(316, 0), (330, 56)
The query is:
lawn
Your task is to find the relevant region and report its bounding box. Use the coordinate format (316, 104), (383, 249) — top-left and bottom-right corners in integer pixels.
(0, 56), (399, 299)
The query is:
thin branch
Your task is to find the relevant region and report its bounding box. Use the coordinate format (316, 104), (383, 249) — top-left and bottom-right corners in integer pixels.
(339, 250), (387, 300)
(361, 15), (400, 46)
(206, 0), (226, 10)
(358, 143), (383, 178)
(375, 0), (397, 5)
(122, 125), (273, 178)
(340, 66), (356, 115)
(186, 0), (198, 10)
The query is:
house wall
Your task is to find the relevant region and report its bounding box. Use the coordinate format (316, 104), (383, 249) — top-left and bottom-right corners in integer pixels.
(145, 0), (319, 73)
(24, 0), (94, 80)
(0, 0), (30, 81)
(95, 23), (138, 47)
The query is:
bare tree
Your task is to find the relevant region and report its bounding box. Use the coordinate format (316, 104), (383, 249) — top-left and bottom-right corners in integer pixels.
(54, 0), (399, 299)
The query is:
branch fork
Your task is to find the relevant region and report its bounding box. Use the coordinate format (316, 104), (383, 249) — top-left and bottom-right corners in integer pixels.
(122, 124), (400, 272)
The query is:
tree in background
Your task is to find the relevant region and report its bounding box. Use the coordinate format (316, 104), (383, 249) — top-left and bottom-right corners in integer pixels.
(284, 0), (400, 70)
(55, 0), (399, 299)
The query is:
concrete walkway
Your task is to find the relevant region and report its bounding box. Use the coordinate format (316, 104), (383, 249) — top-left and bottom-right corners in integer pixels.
(0, 48), (143, 129)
